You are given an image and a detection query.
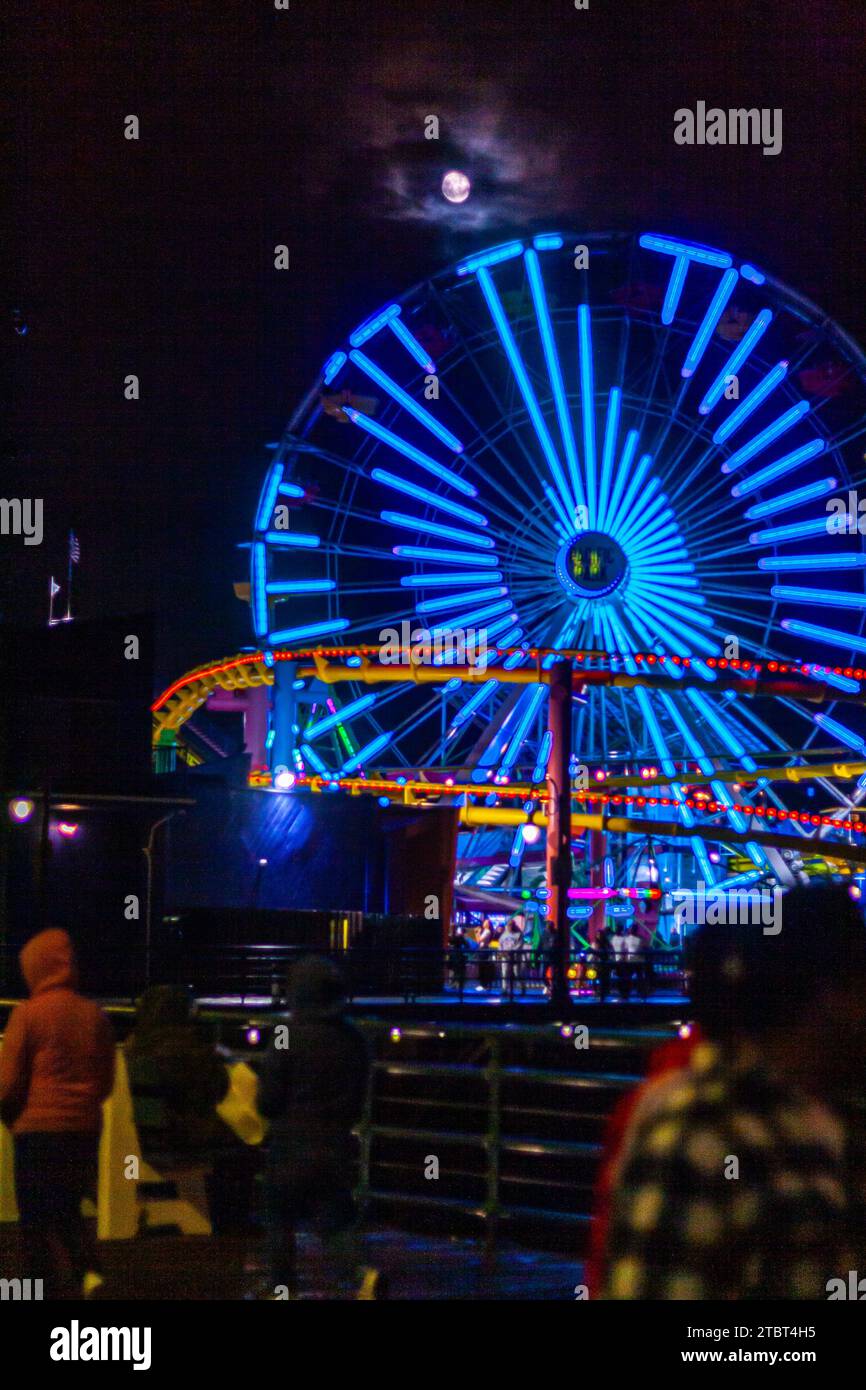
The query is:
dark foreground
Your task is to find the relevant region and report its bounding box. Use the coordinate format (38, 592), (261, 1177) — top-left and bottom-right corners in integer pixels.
(0, 1225), (581, 1300)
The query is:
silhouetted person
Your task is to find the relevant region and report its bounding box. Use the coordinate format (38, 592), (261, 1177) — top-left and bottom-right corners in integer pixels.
(592, 926), (613, 1001)
(0, 930), (115, 1298)
(602, 884), (866, 1299)
(125, 984), (254, 1233)
(258, 956), (379, 1297)
(476, 917), (496, 990)
(540, 920), (557, 995)
(447, 928), (469, 995)
(498, 919), (523, 995)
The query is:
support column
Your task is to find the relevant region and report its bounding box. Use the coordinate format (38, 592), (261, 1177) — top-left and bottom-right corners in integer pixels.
(546, 660), (573, 1010)
(589, 829), (607, 944)
(270, 659), (298, 776)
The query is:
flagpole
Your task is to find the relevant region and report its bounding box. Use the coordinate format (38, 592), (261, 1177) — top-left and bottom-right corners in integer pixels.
(66, 532), (74, 621)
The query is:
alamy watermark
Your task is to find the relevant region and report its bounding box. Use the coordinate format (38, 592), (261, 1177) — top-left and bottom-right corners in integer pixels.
(674, 103), (782, 158)
(379, 620), (490, 670)
(0, 1277), (43, 1300)
(673, 881), (782, 934)
(0, 498), (43, 545)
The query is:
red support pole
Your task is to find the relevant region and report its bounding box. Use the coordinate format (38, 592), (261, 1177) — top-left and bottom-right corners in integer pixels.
(589, 829), (607, 944)
(546, 660), (573, 1010)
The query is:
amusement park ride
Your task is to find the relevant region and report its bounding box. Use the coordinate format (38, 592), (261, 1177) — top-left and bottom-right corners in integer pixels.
(151, 230), (866, 938)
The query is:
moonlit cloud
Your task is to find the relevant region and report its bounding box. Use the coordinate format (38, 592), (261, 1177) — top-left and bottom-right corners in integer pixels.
(345, 47), (591, 230)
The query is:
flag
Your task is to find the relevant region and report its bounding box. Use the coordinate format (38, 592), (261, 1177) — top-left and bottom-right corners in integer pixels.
(50, 577), (60, 596)
(69, 531), (81, 564)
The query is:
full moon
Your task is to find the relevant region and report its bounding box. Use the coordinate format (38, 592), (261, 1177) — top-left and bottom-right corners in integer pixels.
(441, 169), (471, 204)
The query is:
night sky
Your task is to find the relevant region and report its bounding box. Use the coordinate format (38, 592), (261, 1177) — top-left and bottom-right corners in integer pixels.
(6, 0), (866, 686)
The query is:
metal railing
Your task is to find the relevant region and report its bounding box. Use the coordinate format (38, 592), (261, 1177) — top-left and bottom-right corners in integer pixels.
(153, 942), (685, 1005)
(352, 1019), (674, 1249)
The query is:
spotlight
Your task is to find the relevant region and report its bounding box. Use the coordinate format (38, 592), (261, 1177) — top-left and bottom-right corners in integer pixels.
(8, 798), (35, 823)
(245, 1026), (261, 1046)
(389, 1027), (402, 1043)
(521, 823), (542, 844)
(56, 822), (79, 838)
(273, 767), (296, 790)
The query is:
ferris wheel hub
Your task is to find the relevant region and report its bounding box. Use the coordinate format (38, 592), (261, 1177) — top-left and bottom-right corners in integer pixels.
(555, 532), (628, 602)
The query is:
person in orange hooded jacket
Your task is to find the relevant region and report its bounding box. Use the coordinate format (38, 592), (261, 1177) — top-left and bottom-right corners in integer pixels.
(0, 929), (116, 1297)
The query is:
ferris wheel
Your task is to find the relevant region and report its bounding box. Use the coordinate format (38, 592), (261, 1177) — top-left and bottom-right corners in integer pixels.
(250, 230), (866, 884)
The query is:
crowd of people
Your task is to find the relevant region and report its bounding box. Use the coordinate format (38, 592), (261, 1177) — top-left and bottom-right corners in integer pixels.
(0, 932), (378, 1300)
(448, 915), (663, 998)
(2, 881), (866, 1301)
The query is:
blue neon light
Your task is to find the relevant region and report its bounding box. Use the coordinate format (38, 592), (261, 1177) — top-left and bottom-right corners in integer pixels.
(476, 265), (575, 518)
(299, 742), (328, 774)
(640, 234), (732, 325)
(532, 730), (553, 782)
(267, 579), (337, 594)
(731, 438), (825, 496)
(322, 351), (347, 385)
(268, 618), (350, 644)
(371, 468), (488, 527)
(393, 545), (498, 566)
(401, 570), (503, 588)
(745, 477), (837, 520)
(382, 511), (496, 548)
(781, 619), (866, 655)
(712, 361), (788, 445)
(640, 233), (733, 268)
(252, 542), (268, 637)
(485, 615), (522, 643)
(475, 265), (575, 517)
(416, 586), (507, 614)
(721, 402), (810, 473)
(457, 241), (524, 276)
(544, 484), (575, 536)
(749, 517), (829, 545)
(533, 233), (564, 250)
(740, 264), (765, 285)
(349, 350), (463, 453)
(279, 481), (306, 499)
(577, 305), (597, 518)
(525, 250), (584, 508)
(634, 686), (676, 777)
(306, 693), (377, 740)
(681, 269), (739, 378)
(600, 429), (639, 534)
(598, 388), (622, 528)
(499, 685), (548, 772)
(255, 463), (284, 532)
(698, 309), (772, 414)
(341, 731), (393, 775)
(772, 584), (866, 609)
(432, 598), (513, 629)
(263, 530), (321, 548)
(389, 316), (436, 372)
(349, 303), (401, 347)
(813, 713), (866, 752)
(451, 679), (499, 728)
(345, 409), (476, 496)
(757, 552), (866, 571)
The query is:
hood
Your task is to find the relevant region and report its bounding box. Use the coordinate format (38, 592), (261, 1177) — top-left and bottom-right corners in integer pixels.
(19, 929), (78, 996)
(289, 955), (346, 1019)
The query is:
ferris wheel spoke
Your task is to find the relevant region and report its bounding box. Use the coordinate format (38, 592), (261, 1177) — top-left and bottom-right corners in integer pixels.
(430, 285), (559, 515)
(473, 265), (577, 520)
